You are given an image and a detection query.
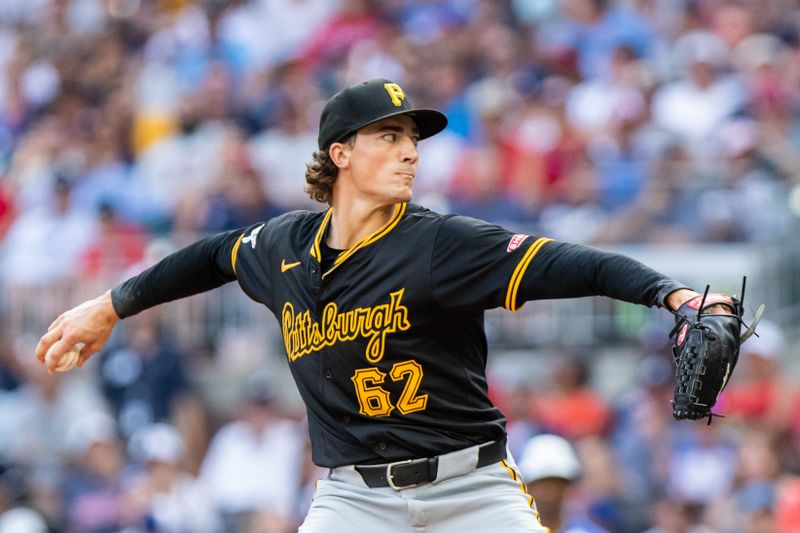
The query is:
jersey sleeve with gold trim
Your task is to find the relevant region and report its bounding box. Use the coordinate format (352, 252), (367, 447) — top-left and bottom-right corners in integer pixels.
(514, 241), (688, 310)
(429, 215), (687, 313)
(111, 229), (241, 319)
(230, 220), (276, 307)
(430, 215), (552, 311)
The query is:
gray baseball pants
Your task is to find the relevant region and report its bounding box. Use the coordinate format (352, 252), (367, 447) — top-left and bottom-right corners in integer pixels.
(298, 447), (549, 533)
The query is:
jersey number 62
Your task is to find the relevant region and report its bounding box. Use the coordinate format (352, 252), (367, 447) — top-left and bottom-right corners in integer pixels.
(351, 360), (428, 417)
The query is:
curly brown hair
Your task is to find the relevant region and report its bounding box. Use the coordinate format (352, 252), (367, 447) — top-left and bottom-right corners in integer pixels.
(304, 135), (355, 205)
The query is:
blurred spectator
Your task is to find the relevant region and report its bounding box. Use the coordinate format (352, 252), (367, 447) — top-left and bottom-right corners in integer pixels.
(560, 0), (657, 80)
(419, 60), (472, 139)
(124, 423), (220, 532)
(651, 30), (745, 162)
(97, 311), (196, 440)
(644, 496), (716, 533)
(249, 90), (319, 212)
(733, 431), (780, 532)
(68, 108), (135, 224)
(79, 202), (147, 286)
(702, 427), (783, 531)
(598, 143), (699, 243)
(721, 319), (794, 433)
(536, 112), (609, 243)
(26, 464), (63, 531)
(516, 74), (585, 209)
(586, 87), (651, 213)
(200, 372), (303, 531)
(566, 45), (651, 139)
(293, 439), (327, 525)
(667, 424), (737, 506)
(62, 411), (126, 533)
(612, 353), (675, 514)
(574, 436), (626, 531)
(447, 79), (532, 221)
(298, 0), (385, 70)
(0, 334), (108, 466)
(129, 97), (229, 231)
(216, 0), (337, 73)
(529, 354), (611, 439)
(700, 119), (793, 242)
(4, 111), (67, 208)
(733, 33), (797, 122)
(519, 433), (608, 533)
(2, 174), (97, 285)
(734, 33), (800, 183)
(340, 26), (407, 85)
(199, 126), (280, 233)
(498, 383), (542, 460)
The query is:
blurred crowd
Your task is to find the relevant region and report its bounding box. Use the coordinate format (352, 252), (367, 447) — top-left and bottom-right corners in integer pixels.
(0, 0), (800, 531)
(497, 319), (800, 533)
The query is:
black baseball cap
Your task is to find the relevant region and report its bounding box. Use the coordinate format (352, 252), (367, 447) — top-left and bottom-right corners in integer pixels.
(317, 78), (448, 150)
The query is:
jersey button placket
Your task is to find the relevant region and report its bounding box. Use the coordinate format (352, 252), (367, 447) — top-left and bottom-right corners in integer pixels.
(308, 258), (321, 293)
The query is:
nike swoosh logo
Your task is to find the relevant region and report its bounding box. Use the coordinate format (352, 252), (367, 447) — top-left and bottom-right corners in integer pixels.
(281, 260), (301, 273)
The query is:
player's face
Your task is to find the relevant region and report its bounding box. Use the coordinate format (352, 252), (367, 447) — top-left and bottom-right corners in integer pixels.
(345, 115), (420, 204)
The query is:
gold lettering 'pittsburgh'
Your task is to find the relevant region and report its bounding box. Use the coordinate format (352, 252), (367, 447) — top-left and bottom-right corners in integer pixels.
(282, 289), (410, 364)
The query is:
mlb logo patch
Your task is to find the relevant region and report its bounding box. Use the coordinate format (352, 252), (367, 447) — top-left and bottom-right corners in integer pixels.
(506, 234), (529, 252)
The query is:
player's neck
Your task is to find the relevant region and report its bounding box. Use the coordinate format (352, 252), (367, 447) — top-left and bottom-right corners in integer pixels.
(327, 197), (396, 250)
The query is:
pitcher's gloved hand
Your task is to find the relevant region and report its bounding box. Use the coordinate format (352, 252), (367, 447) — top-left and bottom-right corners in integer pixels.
(669, 285), (764, 423)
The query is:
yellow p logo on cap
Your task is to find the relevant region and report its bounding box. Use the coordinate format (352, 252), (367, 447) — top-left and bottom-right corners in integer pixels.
(384, 83), (405, 107)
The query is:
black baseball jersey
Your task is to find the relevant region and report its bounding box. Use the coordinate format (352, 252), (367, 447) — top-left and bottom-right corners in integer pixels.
(222, 202), (682, 467)
(112, 201), (684, 468)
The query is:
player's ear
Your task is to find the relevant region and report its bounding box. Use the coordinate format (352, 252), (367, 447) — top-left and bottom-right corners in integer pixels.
(329, 141), (351, 169)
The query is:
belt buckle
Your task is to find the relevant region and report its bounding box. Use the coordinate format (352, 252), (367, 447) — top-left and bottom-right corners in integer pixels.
(386, 459), (415, 490)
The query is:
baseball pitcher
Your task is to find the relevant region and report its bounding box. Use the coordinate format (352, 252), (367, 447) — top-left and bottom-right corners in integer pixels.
(37, 79), (755, 532)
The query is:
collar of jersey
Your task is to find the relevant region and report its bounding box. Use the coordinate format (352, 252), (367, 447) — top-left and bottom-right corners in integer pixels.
(310, 202), (407, 278)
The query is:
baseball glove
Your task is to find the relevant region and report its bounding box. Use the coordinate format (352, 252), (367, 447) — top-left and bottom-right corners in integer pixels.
(669, 280), (764, 423)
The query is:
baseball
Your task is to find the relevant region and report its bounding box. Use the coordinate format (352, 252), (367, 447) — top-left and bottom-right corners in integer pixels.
(46, 343), (83, 373)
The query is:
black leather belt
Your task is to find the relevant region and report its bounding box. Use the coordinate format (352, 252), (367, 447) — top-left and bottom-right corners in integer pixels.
(354, 439), (506, 489)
